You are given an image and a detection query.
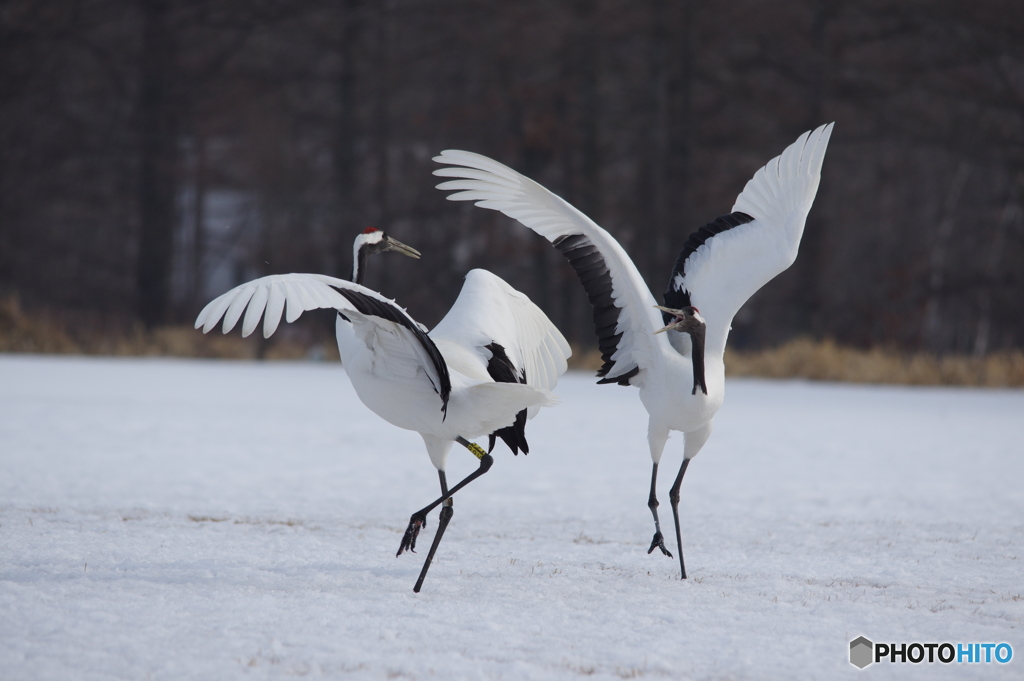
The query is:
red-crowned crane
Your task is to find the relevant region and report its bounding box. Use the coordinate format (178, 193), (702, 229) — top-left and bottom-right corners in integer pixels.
(433, 124), (833, 579)
(194, 231), (571, 591)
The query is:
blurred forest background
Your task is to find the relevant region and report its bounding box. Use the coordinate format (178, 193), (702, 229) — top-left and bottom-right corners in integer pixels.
(2, 0), (1024, 375)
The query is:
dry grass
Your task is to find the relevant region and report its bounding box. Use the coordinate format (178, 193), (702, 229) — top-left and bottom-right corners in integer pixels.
(570, 338), (1024, 388)
(725, 337), (1024, 388)
(0, 295), (338, 361)
(0, 295), (80, 354)
(4, 295), (1023, 387)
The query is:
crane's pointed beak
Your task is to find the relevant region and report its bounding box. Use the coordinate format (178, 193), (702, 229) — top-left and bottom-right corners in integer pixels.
(653, 305), (686, 334)
(385, 236), (421, 259)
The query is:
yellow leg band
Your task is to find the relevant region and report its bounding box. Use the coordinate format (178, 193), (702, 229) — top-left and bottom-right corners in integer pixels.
(465, 442), (487, 460)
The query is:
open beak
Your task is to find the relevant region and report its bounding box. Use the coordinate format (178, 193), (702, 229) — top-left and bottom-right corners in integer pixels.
(385, 236), (421, 259)
(653, 305), (685, 334)
(654, 322), (684, 335)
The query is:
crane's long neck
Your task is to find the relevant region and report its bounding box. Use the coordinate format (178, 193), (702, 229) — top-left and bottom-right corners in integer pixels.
(661, 308), (710, 396)
(351, 245), (367, 285)
(689, 323), (707, 396)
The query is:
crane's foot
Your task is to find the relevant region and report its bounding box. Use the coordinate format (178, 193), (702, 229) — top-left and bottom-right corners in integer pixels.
(397, 512), (427, 556)
(647, 531), (673, 557)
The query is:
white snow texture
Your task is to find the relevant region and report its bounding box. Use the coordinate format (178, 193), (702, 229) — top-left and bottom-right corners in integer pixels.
(1, 355), (1022, 680)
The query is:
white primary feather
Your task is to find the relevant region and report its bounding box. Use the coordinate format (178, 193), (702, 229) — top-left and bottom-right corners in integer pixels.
(195, 273), (415, 339)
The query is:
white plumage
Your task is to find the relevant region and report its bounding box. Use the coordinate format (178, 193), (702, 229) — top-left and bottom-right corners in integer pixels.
(195, 248), (571, 592)
(434, 124), (833, 578)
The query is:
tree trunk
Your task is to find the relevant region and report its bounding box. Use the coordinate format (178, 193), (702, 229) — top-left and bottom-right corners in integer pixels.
(335, 0), (363, 280)
(136, 0), (178, 328)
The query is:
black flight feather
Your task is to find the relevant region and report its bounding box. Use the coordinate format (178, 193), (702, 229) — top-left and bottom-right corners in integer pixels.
(553, 233), (637, 386)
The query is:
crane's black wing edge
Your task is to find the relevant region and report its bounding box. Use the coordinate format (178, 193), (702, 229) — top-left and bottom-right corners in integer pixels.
(336, 288), (452, 417)
(662, 212), (753, 322)
(553, 233), (637, 386)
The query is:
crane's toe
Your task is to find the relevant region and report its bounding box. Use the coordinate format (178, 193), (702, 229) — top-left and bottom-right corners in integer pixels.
(647, 531), (673, 558)
(397, 513), (427, 556)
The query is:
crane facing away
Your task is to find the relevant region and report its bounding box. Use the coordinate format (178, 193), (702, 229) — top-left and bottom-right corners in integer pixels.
(194, 232), (571, 591)
(433, 124), (833, 579)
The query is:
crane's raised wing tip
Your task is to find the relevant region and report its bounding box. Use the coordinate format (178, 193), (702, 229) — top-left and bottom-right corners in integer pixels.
(433, 149), (470, 163)
(195, 299), (219, 332)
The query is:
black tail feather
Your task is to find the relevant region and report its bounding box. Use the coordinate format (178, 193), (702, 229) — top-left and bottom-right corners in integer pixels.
(484, 342), (530, 455)
(488, 408), (529, 455)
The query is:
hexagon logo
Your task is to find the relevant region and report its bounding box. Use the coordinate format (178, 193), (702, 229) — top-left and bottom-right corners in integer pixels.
(850, 636), (874, 669)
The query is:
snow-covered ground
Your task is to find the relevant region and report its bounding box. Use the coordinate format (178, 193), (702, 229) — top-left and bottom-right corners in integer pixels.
(1, 354), (1022, 680)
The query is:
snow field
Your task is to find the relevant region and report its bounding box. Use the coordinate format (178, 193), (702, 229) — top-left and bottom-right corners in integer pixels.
(1, 355), (1022, 679)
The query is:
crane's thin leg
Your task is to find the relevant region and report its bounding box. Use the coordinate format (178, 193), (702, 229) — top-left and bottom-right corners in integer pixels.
(397, 437), (493, 558)
(646, 462), (673, 557)
(668, 458), (691, 579)
(413, 471), (455, 593)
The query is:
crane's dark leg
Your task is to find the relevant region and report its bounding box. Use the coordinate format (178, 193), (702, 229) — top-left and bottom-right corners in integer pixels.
(413, 471), (455, 592)
(668, 457), (691, 579)
(397, 437), (494, 591)
(646, 462), (673, 557)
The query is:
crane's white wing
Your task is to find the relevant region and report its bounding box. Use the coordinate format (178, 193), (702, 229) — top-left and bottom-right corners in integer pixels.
(433, 154), (666, 386)
(195, 273), (348, 338)
(430, 269), (571, 416)
(194, 273), (450, 412)
(664, 124), (833, 351)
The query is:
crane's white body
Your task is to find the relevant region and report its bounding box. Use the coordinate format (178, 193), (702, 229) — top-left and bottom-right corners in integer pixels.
(196, 268), (570, 471)
(433, 124), (833, 465)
